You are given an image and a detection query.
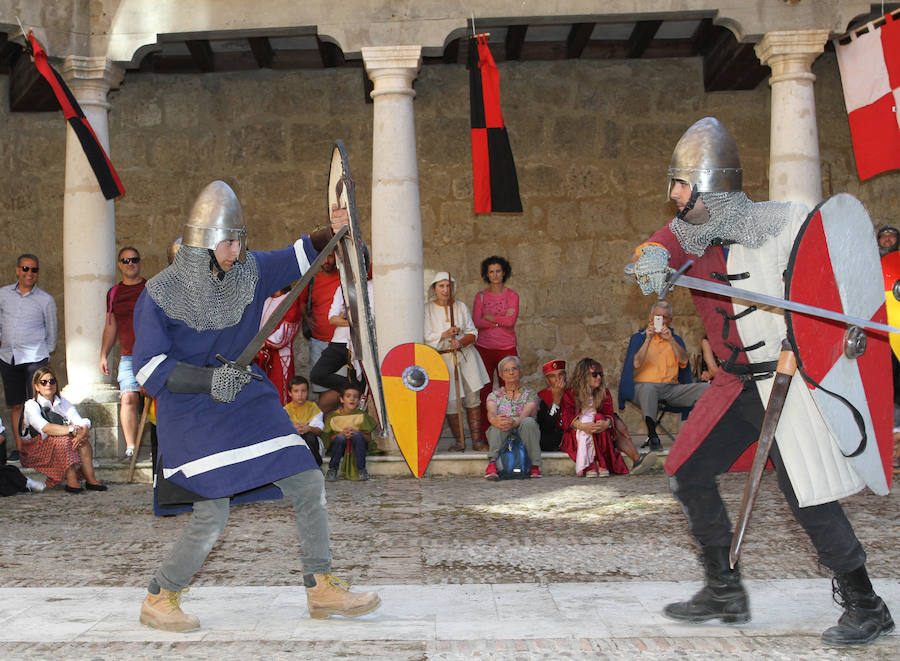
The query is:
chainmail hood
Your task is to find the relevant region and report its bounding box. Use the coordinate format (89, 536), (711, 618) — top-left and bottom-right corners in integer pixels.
(668, 192), (792, 256)
(146, 245), (259, 332)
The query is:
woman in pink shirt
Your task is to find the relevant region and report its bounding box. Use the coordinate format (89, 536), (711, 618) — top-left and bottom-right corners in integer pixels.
(472, 256), (519, 436)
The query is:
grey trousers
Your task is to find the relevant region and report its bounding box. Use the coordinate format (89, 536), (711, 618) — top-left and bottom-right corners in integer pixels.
(633, 381), (709, 420)
(154, 469), (332, 592)
(487, 417), (541, 466)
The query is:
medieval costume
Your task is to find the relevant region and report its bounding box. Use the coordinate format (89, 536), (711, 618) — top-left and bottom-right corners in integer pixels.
(560, 388), (628, 477)
(631, 118), (893, 645)
(132, 180), (378, 633)
(424, 272), (490, 451)
(254, 292), (303, 405)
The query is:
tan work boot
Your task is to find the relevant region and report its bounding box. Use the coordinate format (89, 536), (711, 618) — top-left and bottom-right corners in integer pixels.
(306, 574), (381, 619)
(139, 587), (200, 632)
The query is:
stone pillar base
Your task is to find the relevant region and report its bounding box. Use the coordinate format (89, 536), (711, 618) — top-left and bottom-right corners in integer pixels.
(61, 383), (133, 460)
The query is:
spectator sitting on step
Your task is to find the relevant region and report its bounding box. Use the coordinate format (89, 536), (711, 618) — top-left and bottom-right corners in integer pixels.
(561, 358), (655, 477)
(627, 301), (708, 451)
(284, 376), (324, 466)
(323, 383), (378, 483)
(20, 366), (106, 493)
(0, 414), (45, 495)
(484, 356), (541, 480)
(536, 359), (567, 452)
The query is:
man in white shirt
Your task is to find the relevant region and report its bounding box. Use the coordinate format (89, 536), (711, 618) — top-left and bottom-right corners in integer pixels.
(0, 254), (58, 462)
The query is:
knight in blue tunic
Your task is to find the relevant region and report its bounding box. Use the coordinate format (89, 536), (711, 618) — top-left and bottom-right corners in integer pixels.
(132, 180), (380, 632)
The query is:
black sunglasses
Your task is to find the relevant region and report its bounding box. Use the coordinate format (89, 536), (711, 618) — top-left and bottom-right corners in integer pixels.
(19, 266), (39, 273)
(590, 371), (603, 378)
(119, 257), (141, 264)
(39, 378), (57, 386)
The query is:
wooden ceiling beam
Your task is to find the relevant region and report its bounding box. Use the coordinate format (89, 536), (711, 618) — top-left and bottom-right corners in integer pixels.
(443, 38), (460, 64)
(690, 17), (716, 56)
(566, 23), (594, 59)
(248, 36), (273, 68)
(185, 39), (215, 72)
(9, 49), (59, 112)
(703, 30), (769, 91)
(317, 36), (344, 68)
(627, 19), (662, 59)
(506, 25), (528, 61)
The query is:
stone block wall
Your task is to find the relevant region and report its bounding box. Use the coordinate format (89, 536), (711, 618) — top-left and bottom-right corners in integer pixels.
(1, 51), (898, 435)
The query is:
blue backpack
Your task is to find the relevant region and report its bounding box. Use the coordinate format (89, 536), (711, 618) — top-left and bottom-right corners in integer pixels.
(496, 430), (531, 479)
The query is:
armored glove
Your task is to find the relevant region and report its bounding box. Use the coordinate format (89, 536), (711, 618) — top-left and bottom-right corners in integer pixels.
(627, 243), (672, 297)
(210, 362), (255, 403)
(167, 360), (258, 403)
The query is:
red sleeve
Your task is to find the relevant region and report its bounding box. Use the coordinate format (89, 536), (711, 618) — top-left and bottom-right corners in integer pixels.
(560, 389), (578, 431)
(599, 389), (615, 419)
(645, 225), (689, 269)
(283, 296), (304, 323)
(472, 290), (488, 329)
(495, 289), (518, 327)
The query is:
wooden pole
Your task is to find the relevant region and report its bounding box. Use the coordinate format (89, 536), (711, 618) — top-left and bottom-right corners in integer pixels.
(127, 395), (151, 483)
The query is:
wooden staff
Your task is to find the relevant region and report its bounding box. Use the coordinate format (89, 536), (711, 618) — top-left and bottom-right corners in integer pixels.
(448, 274), (467, 450)
(127, 395), (152, 483)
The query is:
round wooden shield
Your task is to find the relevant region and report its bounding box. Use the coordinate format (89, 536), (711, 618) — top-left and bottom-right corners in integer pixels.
(381, 343), (449, 478)
(785, 193), (893, 494)
(327, 140), (388, 433)
(881, 250), (900, 360)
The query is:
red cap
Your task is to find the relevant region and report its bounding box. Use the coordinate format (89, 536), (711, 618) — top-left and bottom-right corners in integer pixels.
(542, 360), (566, 375)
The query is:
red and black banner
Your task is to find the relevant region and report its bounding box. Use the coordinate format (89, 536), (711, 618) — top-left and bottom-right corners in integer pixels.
(27, 32), (125, 200)
(468, 35), (521, 214)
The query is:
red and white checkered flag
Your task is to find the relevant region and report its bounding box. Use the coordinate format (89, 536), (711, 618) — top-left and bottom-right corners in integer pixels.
(836, 12), (900, 180)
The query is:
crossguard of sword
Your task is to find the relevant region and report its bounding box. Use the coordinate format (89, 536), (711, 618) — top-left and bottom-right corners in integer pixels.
(660, 260), (695, 299)
(215, 354), (264, 380)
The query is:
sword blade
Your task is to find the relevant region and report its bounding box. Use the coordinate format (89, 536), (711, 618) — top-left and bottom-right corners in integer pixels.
(729, 340), (797, 568)
(670, 273), (900, 335)
(233, 225), (349, 367)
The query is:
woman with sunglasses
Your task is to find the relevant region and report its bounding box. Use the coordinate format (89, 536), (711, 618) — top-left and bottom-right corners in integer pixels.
(561, 358), (654, 477)
(20, 366), (107, 493)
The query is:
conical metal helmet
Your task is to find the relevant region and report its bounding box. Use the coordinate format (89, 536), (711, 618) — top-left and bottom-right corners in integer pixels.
(182, 181), (247, 263)
(666, 117), (742, 198)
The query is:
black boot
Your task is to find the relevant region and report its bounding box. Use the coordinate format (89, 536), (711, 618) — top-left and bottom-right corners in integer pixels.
(663, 546), (750, 624)
(821, 565), (894, 646)
(642, 416), (663, 452)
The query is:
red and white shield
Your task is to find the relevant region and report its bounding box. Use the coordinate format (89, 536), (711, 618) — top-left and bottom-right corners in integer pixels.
(784, 193), (893, 495)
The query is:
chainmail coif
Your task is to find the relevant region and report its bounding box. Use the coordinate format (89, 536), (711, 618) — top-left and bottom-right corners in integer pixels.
(668, 192), (792, 256)
(146, 245), (259, 332)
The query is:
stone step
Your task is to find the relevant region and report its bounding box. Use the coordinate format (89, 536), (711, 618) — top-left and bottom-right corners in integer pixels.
(15, 448), (668, 483)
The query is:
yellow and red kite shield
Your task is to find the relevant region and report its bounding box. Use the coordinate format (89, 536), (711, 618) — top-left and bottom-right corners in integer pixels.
(881, 250), (900, 359)
(382, 343), (449, 477)
(785, 193), (893, 494)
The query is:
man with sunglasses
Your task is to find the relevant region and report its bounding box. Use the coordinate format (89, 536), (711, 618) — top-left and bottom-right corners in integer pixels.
(99, 247), (147, 459)
(0, 254), (58, 463)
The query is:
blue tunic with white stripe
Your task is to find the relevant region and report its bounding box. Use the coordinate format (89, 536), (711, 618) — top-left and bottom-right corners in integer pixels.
(132, 240), (318, 500)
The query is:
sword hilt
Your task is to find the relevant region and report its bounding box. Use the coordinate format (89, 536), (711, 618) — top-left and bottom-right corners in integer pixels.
(215, 354), (263, 380)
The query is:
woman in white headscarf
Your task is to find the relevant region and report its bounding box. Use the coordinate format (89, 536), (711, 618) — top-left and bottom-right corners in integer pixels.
(424, 272), (490, 452)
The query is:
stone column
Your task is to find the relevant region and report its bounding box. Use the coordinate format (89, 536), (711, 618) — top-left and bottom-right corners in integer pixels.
(59, 56), (125, 458)
(362, 45), (424, 357)
(362, 45), (423, 456)
(755, 30), (830, 208)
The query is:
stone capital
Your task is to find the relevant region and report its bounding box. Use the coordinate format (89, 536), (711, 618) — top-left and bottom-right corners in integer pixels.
(755, 30), (830, 85)
(59, 56), (125, 110)
(362, 45), (422, 99)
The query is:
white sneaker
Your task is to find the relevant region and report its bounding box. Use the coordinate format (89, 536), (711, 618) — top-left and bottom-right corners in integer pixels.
(584, 470), (599, 478)
(25, 478), (46, 493)
(125, 447), (135, 458)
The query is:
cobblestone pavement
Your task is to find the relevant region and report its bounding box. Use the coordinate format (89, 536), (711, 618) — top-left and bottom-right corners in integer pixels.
(1, 473), (897, 659)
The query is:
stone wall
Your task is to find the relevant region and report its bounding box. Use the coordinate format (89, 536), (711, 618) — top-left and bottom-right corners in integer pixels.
(2, 51), (898, 433)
